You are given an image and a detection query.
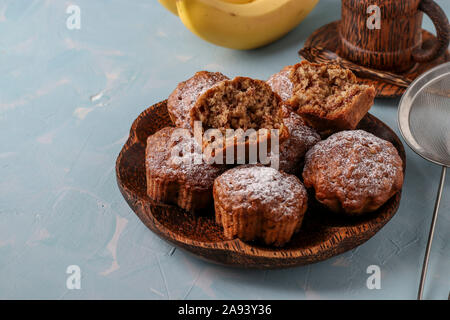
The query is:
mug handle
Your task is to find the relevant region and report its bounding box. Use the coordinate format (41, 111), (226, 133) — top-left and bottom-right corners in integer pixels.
(412, 0), (450, 63)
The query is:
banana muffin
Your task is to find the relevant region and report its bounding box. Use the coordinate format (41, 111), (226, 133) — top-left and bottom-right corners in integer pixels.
(302, 130), (404, 215)
(267, 105), (320, 174)
(145, 127), (226, 212)
(213, 165), (308, 246)
(167, 71), (229, 129)
(190, 77), (289, 163)
(268, 61), (375, 134)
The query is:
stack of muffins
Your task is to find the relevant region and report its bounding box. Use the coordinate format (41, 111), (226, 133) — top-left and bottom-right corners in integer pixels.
(145, 61), (404, 247)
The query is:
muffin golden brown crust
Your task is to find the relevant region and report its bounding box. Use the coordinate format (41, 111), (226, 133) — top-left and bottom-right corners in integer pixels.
(268, 61), (375, 135)
(213, 165), (308, 246)
(268, 106), (320, 174)
(302, 130), (404, 215)
(145, 127), (226, 212)
(167, 71), (229, 129)
(190, 77), (289, 162)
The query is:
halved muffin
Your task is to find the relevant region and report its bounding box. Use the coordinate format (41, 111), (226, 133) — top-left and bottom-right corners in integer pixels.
(190, 77), (289, 163)
(268, 61), (375, 135)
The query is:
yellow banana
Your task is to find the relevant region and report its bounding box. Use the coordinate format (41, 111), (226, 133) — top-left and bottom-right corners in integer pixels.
(158, 0), (255, 16)
(175, 0), (319, 50)
(158, 0), (179, 16)
(220, 0), (255, 3)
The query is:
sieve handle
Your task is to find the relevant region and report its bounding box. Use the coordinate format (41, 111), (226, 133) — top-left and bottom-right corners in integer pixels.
(418, 165), (447, 300)
(413, 0), (450, 63)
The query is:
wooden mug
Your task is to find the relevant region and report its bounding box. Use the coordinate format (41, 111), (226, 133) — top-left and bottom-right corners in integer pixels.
(339, 0), (450, 72)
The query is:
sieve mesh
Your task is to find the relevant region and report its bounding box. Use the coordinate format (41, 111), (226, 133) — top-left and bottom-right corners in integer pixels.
(399, 62), (450, 167)
(408, 75), (450, 166)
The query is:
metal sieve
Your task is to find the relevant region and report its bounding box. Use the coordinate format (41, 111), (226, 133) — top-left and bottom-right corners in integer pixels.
(398, 62), (450, 300)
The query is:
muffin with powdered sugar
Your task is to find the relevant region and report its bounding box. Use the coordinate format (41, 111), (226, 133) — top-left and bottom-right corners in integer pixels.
(213, 165), (308, 246)
(146, 127), (226, 212)
(303, 130), (403, 215)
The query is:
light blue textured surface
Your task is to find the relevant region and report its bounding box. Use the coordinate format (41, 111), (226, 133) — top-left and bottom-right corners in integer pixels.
(0, 0), (449, 300)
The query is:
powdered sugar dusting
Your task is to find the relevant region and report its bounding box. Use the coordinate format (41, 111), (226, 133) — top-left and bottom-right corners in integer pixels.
(267, 66), (294, 101)
(285, 114), (320, 148)
(215, 165), (307, 218)
(268, 106), (320, 173)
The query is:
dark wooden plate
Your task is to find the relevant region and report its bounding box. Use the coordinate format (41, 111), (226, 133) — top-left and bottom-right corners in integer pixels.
(116, 100), (406, 268)
(303, 21), (450, 98)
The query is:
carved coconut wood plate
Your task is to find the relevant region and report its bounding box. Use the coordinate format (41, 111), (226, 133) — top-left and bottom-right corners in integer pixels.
(302, 21), (450, 98)
(116, 100), (406, 268)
